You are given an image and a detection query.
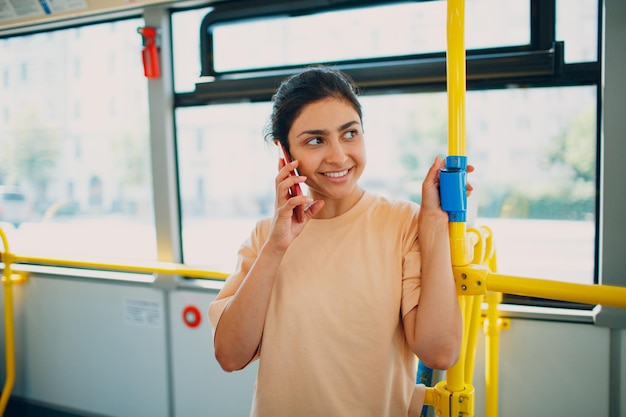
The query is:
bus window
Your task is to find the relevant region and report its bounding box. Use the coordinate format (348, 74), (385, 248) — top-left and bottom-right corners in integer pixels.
(175, 0), (599, 287)
(0, 19), (156, 262)
(176, 86), (596, 284)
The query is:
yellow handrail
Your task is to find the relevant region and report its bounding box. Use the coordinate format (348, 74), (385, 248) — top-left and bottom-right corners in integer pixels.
(453, 265), (626, 310)
(487, 273), (626, 309)
(4, 254), (229, 280)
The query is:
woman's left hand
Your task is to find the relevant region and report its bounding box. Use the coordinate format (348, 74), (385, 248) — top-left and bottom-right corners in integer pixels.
(421, 156), (474, 212)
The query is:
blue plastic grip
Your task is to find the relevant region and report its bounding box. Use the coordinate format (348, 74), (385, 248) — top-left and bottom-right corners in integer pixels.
(439, 156), (467, 222)
(416, 361), (433, 417)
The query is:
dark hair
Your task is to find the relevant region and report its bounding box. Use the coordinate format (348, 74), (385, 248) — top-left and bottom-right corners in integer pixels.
(264, 66), (363, 153)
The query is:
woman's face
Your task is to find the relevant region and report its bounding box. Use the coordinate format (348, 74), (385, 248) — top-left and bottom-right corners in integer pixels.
(287, 97), (366, 202)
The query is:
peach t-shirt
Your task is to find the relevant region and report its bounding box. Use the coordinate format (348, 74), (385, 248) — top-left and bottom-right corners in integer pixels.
(209, 192), (423, 417)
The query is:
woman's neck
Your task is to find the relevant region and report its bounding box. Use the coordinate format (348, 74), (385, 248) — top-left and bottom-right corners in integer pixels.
(311, 186), (365, 219)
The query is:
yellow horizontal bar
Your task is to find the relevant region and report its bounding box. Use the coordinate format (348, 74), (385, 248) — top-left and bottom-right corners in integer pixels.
(487, 274), (626, 309)
(5, 254), (229, 280)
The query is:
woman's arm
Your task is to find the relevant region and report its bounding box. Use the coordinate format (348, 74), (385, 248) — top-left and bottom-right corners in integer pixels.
(403, 157), (463, 369)
(213, 159), (324, 372)
(213, 240), (286, 372)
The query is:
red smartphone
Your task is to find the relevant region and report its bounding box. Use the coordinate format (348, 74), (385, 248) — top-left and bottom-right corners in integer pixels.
(278, 143), (304, 222)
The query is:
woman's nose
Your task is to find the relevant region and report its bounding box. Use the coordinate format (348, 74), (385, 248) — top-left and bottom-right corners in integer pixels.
(325, 140), (347, 164)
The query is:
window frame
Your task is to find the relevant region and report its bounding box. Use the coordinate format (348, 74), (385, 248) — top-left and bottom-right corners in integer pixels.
(174, 0), (602, 310)
(180, 0), (600, 106)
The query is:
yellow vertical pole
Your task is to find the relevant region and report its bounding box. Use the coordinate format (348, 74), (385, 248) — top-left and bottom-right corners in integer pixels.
(0, 274), (16, 416)
(484, 291), (503, 417)
(463, 229), (486, 385)
(444, 0), (468, 396)
(0, 228), (17, 416)
(445, 0), (473, 266)
(447, 0), (466, 158)
(463, 294), (483, 384)
(482, 226), (504, 417)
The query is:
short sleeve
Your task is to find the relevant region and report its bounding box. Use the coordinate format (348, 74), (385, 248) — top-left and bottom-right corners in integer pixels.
(400, 202), (422, 318)
(207, 218), (271, 337)
(208, 296), (232, 337)
(401, 247), (422, 318)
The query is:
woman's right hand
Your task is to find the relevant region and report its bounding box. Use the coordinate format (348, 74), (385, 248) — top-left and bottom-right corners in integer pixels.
(269, 158), (324, 251)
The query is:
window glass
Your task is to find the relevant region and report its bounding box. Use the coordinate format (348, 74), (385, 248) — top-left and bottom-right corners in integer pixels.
(172, 6), (213, 93)
(210, 0), (529, 73)
(176, 103), (274, 271)
(466, 87), (596, 284)
(177, 86), (596, 284)
(556, 0), (598, 63)
(0, 20), (156, 262)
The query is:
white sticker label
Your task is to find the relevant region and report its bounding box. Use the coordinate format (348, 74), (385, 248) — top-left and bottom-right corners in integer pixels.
(0, 0), (87, 22)
(45, 0), (88, 14)
(124, 298), (162, 327)
(0, 0), (44, 21)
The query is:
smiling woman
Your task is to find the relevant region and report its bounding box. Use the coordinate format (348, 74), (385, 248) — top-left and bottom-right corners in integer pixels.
(208, 66), (462, 417)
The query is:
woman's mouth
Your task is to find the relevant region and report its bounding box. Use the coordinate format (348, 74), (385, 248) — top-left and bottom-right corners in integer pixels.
(323, 169), (350, 178)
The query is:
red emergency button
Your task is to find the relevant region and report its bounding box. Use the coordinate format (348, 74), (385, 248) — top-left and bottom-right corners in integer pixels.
(182, 305), (202, 328)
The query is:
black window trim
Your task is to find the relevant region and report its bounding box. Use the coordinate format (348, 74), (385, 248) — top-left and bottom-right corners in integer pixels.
(179, 0), (599, 107)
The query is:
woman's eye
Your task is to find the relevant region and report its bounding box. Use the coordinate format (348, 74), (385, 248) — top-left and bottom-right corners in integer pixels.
(344, 130), (358, 139)
(306, 137), (323, 145)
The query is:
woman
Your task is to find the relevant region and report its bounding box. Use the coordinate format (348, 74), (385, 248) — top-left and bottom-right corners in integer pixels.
(209, 65), (463, 417)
